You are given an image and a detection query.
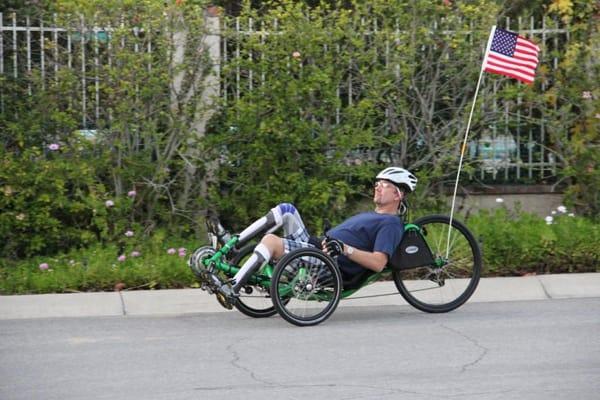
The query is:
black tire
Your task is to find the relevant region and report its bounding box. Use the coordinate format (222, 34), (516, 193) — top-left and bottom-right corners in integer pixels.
(393, 215), (482, 313)
(270, 248), (343, 327)
(230, 243), (279, 318)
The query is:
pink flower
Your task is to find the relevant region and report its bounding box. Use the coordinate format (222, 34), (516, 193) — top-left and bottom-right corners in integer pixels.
(167, 248), (176, 255)
(118, 255), (127, 262)
(48, 143), (60, 151)
(127, 190), (137, 198)
(292, 51), (301, 59)
(582, 91), (592, 99)
(131, 251), (141, 257)
(125, 230), (134, 237)
(105, 200), (114, 207)
(39, 263), (49, 271)
(178, 247), (187, 257)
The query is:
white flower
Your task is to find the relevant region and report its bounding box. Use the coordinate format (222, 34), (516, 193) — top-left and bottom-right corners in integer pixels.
(495, 198), (504, 203)
(568, 213), (575, 217)
(545, 216), (553, 224)
(557, 205), (567, 213)
(105, 200), (115, 207)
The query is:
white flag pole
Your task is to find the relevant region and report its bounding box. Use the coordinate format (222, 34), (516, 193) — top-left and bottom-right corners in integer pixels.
(445, 26), (496, 259)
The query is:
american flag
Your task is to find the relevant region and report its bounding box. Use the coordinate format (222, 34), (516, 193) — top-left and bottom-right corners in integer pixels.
(483, 27), (540, 85)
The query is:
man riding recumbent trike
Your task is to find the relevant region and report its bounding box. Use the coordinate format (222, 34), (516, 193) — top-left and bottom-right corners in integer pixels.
(188, 167), (482, 326)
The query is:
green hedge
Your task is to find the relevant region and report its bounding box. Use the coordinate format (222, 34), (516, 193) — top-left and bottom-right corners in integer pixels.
(468, 208), (600, 276)
(1, 209), (598, 295)
(0, 231), (199, 295)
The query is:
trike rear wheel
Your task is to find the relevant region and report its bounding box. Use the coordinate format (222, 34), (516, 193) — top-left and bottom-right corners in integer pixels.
(270, 248), (342, 327)
(393, 215), (482, 313)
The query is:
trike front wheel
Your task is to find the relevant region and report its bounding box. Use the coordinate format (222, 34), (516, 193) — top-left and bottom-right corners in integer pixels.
(270, 248), (342, 327)
(393, 215), (482, 313)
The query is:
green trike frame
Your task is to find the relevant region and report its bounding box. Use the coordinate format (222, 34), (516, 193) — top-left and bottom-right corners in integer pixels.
(190, 214), (482, 327)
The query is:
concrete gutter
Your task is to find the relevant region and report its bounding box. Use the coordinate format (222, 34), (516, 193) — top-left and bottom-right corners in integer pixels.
(1, 273), (599, 320)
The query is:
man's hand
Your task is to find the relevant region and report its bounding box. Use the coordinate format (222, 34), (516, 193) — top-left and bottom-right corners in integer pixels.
(323, 237), (345, 257)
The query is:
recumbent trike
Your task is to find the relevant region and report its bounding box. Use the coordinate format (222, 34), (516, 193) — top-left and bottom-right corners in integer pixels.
(188, 214), (482, 327)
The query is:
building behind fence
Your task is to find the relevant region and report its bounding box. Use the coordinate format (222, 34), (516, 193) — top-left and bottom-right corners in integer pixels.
(1, 12), (570, 185)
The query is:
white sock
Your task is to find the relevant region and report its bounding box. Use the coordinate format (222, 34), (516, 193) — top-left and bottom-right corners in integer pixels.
(232, 243), (271, 284)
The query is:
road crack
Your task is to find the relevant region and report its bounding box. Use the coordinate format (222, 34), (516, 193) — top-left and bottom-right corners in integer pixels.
(441, 324), (489, 373)
(210, 346), (436, 397)
(226, 344), (273, 386)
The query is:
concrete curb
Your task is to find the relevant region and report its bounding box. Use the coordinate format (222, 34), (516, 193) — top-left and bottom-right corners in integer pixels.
(1, 273), (599, 320)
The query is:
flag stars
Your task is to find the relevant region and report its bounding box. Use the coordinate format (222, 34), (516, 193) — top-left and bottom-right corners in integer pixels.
(490, 29), (518, 56)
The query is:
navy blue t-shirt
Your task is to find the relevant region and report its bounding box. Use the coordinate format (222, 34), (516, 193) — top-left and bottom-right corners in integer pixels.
(327, 212), (404, 277)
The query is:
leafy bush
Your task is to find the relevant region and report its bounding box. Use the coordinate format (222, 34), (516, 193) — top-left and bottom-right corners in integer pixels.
(209, 0), (502, 230)
(0, 234), (199, 295)
(0, 1), (215, 260)
(468, 208), (600, 276)
(0, 144), (105, 258)
(1, 0), (598, 265)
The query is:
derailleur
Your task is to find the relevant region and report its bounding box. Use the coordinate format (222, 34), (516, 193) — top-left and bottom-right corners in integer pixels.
(426, 268), (446, 287)
(189, 246), (234, 309)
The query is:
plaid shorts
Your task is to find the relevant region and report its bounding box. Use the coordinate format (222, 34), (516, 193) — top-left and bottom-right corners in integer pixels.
(282, 238), (315, 254)
(281, 222), (315, 253)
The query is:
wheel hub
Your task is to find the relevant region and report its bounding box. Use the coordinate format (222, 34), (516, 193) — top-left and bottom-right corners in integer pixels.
(293, 278), (316, 295)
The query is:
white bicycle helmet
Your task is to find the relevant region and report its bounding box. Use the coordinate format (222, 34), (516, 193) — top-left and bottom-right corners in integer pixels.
(376, 167), (417, 193)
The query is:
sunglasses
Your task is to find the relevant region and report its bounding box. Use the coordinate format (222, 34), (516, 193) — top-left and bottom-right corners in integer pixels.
(374, 180), (397, 190)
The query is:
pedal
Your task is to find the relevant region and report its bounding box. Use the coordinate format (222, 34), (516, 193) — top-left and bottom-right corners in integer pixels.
(215, 292), (234, 310)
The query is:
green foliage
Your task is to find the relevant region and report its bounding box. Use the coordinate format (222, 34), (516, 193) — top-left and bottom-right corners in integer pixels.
(0, 138), (162, 258)
(0, 1), (214, 259)
(0, 237), (199, 294)
(1, 209), (598, 295)
(469, 208), (600, 275)
(209, 0), (502, 229)
(549, 26), (600, 217)
(1, 0), (598, 266)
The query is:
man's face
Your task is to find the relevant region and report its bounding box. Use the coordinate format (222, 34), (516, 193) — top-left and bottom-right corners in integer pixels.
(373, 179), (402, 206)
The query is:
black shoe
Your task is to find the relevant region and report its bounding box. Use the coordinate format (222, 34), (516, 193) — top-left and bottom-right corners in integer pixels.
(216, 280), (239, 310)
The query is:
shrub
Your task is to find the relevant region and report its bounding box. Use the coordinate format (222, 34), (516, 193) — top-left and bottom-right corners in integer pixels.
(468, 208), (600, 276)
(0, 144), (106, 258)
(0, 236), (199, 295)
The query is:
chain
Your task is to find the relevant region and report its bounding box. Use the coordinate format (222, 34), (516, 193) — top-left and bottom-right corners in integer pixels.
(341, 292), (401, 300)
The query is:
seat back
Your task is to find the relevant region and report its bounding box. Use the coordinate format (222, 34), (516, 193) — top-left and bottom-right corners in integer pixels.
(388, 225), (435, 271)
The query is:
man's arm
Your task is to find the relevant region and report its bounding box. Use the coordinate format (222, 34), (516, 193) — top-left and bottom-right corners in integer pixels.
(345, 247), (388, 273)
(322, 239), (388, 273)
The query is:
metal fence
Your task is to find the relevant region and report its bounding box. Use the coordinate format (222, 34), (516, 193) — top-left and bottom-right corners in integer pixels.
(1, 12), (570, 183)
(0, 12), (153, 130)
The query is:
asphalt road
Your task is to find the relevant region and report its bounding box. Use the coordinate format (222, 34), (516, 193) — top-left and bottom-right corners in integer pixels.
(1, 298), (599, 400)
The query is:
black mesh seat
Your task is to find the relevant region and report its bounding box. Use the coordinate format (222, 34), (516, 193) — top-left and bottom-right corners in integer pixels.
(342, 269), (375, 290)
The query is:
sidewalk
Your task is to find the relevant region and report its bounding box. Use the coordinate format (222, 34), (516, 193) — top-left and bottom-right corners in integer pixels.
(1, 273), (599, 320)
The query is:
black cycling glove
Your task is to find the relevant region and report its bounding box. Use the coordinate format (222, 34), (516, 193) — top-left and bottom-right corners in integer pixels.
(324, 237), (345, 257)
